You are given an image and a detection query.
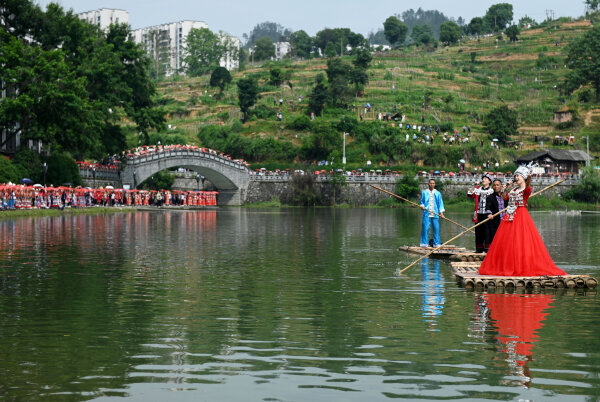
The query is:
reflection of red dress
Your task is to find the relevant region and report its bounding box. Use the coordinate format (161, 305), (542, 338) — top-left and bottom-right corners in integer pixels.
(484, 293), (554, 384)
(479, 187), (566, 276)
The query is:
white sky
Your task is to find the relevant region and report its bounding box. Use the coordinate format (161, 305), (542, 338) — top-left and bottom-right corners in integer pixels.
(34, 0), (586, 38)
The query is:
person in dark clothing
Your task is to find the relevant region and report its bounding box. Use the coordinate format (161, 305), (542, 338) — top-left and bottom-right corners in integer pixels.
(468, 173), (494, 253)
(486, 178), (505, 247)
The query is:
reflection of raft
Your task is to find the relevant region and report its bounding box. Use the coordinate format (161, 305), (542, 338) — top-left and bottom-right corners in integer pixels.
(399, 245), (486, 262)
(451, 261), (599, 290)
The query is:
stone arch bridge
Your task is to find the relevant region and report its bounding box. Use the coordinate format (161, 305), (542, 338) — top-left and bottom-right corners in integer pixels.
(121, 148), (250, 205)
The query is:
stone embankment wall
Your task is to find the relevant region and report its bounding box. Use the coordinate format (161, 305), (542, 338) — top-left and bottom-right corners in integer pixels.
(246, 177), (575, 206)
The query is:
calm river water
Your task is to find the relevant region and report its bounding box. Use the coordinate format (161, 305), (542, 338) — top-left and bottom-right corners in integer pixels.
(0, 208), (599, 401)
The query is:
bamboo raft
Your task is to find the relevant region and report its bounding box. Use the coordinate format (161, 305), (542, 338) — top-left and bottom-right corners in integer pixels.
(399, 245), (486, 261)
(451, 261), (599, 290)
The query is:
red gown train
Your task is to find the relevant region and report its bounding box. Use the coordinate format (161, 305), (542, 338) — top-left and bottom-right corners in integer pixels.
(479, 186), (566, 276)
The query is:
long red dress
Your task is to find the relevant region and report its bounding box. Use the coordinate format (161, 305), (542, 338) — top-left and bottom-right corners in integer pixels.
(479, 186), (566, 276)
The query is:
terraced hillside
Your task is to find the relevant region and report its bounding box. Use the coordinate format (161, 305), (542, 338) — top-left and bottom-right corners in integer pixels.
(138, 19), (599, 170)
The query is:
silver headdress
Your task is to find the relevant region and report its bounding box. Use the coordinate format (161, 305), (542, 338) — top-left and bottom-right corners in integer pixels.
(514, 162), (537, 180)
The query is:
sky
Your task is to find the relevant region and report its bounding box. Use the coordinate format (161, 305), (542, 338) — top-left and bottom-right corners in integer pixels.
(34, 0), (586, 39)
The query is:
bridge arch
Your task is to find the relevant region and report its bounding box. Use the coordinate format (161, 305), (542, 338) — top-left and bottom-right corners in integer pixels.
(121, 148), (250, 205)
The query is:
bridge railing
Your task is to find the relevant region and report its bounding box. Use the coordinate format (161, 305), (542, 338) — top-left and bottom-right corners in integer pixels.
(79, 167), (120, 180)
(125, 149), (249, 171)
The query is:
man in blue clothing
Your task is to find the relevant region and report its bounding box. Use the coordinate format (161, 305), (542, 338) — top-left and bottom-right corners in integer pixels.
(420, 179), (445, 247)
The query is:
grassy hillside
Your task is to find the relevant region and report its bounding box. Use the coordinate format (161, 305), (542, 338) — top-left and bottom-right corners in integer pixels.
(134, 18), (600, 171)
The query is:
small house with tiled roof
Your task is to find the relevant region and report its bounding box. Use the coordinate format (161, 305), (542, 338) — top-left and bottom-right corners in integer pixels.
(515, 149), (593, 174)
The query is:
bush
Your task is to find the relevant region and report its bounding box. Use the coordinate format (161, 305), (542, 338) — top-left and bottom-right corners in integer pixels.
(12, 148), (43, 183)
(578, 87), (594, 103)
(0, 157), (24, 183)
(438, 121), (454, 132)
(290, 172), (320, 206)
(250, 105), (272, 119)
(139, 170), (174, 191)
(287, 115), (312, 131)
(563, 167), (600, 203)
(396, 175), (420, 199)
(44, 153), (82, 186)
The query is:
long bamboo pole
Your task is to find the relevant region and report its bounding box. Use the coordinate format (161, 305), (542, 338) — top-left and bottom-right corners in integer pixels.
(398, 179), (566, 274)
(369, 184), (470, 230)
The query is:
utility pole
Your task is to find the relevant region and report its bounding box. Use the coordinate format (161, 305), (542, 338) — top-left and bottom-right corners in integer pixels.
(583, 136), (590, 167)
(342, 132), (349, 165)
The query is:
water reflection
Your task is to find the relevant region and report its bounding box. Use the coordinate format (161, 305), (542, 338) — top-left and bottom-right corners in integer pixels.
(477, 292), (555, 387)
(420, 259), (445, 330)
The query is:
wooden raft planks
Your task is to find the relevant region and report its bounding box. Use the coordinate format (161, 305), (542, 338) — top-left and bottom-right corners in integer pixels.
(398, 245), (485, 261)
(450, 261), (599, 289)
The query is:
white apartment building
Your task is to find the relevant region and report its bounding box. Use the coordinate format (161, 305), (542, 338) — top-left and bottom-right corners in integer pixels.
(78, 8), (129, 31)
(132, 20), (208, 76)
(219, 35), (240, 70)
(274, 41), (291, 60)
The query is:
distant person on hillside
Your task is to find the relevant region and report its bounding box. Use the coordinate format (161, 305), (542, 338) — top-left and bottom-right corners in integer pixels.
(420, 179), (445, 248)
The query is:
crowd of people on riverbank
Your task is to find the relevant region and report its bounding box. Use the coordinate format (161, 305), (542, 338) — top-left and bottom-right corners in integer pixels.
(0, 184), (217, 211)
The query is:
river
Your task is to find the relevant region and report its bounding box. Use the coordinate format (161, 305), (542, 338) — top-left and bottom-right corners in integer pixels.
(0, 208), (599, 401)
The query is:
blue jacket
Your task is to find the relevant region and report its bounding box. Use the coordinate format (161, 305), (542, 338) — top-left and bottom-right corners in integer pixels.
(420, 189), (445, 217)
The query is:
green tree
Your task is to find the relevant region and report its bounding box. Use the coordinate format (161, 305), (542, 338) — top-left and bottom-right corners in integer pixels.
(468, 17), (485, 35)
(348, 67), (368, 96)
(439, 20), (462, 45)
(243, 21), (292, 49)
(139, 170), (174, 191)
(400, 8), (450, 39)
(44, 152), (82, 186)
(585, 0), (600, 10)
(396, 175), (420, 199)
(352, 47), (372, 70)
(290, 30), (313, 59)
(324, 42), (338, 58)
(209, 66), (232, 95)
(315, 28), (365, 56)
(383, 16), (408, 47)
(505, 25), (520, 42)
(411, 24), (436, 46)
(564, 26), (600, 101)
(238, 48), (248, 70)
(237, 76), (259, 118)
(0, 29), (100, 157)
(566, 166), (600, 203)
(518, 15), (536, 28)
(484, 3), (514, 31)
(253, 37), (275, 61)
(0, 1), (165, 158)
(183, 27), (225, 77)
(0, 157), (25, 183)
(483, 105), (518, 144)
(308, 74), (328, 117)
(326, 58), (353, 105)
(269, 66), (284, 86)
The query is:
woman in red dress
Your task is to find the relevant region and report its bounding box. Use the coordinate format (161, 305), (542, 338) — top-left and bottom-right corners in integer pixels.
(479, 165), (566, 276)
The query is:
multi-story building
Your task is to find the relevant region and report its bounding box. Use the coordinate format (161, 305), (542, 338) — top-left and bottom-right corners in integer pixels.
(131, 20), (208, 76)
(219, 35), (240, 70)
(274, 41), (291, 60)
(78, 8), (129, 31)
(132, 21), (239, 76)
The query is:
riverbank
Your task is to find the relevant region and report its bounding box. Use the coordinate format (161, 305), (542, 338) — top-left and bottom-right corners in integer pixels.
(0, 205), (218, 219)
(244, 197), (600, 212)
(3, 198), (598, 216)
